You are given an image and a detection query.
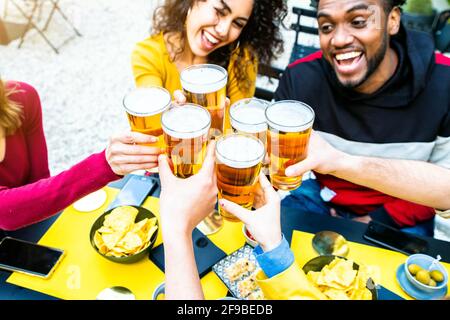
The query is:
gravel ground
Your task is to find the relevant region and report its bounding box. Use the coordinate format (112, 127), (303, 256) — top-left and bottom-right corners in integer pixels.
(1, 0), (154, 174)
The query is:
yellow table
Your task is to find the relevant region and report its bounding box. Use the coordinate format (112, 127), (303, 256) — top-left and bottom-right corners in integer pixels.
(7, 186), (450, 300)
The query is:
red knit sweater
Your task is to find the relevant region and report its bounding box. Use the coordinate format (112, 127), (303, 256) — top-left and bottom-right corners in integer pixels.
(0, 82), (119, 231)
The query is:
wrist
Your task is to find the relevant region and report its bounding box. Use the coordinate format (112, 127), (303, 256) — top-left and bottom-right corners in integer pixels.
(162, 227), (192, 246)
(161, 216), (193, 242)
(260, 232), (282, 252)
(330, 151), (358, 177)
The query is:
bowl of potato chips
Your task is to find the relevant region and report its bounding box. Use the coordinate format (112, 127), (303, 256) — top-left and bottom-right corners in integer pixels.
(302, 255), (378, 300)
(90, 205), (159, 263)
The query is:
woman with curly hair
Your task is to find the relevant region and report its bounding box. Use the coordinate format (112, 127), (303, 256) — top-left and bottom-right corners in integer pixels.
(0, 80), (161, 231)
(131, 0), (286, 104)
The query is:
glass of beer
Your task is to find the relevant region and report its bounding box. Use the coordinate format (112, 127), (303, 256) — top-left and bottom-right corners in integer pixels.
(122, 86), (171, 147)
(180, 64), (227, 138)
(229, 98), (269, 174)
(266, 100), (315, 191)
(161, 103), (211, 179)
(216, 133), (265, 222)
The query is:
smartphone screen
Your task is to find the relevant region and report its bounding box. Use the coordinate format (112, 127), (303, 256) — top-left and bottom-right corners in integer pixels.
(0, 237), (64, 278)
(107, 175), (158, 210)
(363, 221), (429, 255)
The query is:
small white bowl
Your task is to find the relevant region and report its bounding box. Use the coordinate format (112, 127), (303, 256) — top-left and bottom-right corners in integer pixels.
(242, 225), (258, 247)
(404, 254), (448, 293)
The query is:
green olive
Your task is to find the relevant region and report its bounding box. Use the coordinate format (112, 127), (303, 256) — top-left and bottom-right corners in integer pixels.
(415, 270), (431, 285)
(428, 279), (437, 287)
(408, 264), (422, 276)
(430, 270), (445, 283)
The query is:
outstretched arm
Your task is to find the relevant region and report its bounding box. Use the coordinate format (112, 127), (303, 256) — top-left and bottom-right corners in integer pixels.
(0, 132), (161, 230)
(285, 131), (450, 210)
(158, 141), (218, 300)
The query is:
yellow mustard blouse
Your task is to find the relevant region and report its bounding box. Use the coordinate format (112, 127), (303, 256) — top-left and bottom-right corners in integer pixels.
(131, 33), (257, 104)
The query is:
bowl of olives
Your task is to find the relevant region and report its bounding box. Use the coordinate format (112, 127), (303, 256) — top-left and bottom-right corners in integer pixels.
(405, 254), (448, 293)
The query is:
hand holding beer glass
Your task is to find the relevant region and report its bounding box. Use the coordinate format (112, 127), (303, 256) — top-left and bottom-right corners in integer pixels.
(122, 86), (172, 148)
(266, 100), (315, 191)
(215, 133), (265, 222)
(161, 103), (222, 234)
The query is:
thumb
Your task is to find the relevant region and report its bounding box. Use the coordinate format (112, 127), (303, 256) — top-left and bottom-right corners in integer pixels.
(218, 199), (251, 224)
(173, 90), (187, 104)
(285, 157), (314, 177)
(200, 140), (216, 175)
(258, 173), (280, 204)
(158, 154), (175, 188)
(116, 131), (158, 144)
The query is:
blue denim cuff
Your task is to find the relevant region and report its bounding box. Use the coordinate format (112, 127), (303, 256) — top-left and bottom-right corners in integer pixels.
(253, 234), (294, 278)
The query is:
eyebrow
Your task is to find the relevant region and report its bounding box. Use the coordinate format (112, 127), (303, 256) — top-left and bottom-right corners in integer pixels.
(317, 3), (370, 19)
(220, 0), (249, 22)
(220, 0), (232, 14)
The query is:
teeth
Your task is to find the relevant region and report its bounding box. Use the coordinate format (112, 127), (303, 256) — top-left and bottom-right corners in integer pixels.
(335, 52), (362, 61)
(204, 31), (219, 45)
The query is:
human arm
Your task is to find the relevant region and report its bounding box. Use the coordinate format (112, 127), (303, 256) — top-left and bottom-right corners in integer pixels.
(0, 132), (161, 230)
(131, 37), (164, 87)
(219, 174), (327, 299)
(285, 131), (450, 211)
(158, 142), (217, 300)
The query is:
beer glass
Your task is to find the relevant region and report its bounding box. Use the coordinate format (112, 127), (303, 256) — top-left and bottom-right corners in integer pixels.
(216, 133), (265, 222)
(266, 100), (315, 191)
(122, 86), (171, 147)
(161, 103), (211, 179)
(229, 98), (269, 174)
(180, 64), (227, 138)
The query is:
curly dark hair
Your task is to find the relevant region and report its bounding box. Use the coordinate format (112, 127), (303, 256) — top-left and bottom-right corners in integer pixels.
(314, 0), (407, 14)
(152, 0), (287, 92)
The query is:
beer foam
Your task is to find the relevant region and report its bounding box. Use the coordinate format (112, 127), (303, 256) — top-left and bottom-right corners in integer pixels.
(216, 134), (265, 169)
(265, 100), (315, 132)
(123, 87), (171, 116)
(181, 64), (228, 94)
(162, 104), (211, 139)
(230, 99), (268, 133)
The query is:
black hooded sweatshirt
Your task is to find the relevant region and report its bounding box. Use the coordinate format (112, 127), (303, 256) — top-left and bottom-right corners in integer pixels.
(275, 26), (450, 227)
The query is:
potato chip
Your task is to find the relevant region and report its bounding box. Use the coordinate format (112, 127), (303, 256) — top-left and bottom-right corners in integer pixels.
(102, 232), (123, 250)
(132, 218), (149, 233)
(306, 257), (374, 300)
(146, 225), (158, 243)
(97, 226), (114, 234)
(104, 206), (138, 232)
(94, 231), (109, 254)
(120, 232), (143, 251)
(93, 206), (158, 258)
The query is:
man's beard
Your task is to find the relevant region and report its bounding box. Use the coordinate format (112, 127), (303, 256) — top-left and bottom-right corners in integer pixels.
(335, 31), (389, 90)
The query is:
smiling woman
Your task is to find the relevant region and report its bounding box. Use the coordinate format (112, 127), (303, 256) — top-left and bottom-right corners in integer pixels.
(132, 0), (287, 104)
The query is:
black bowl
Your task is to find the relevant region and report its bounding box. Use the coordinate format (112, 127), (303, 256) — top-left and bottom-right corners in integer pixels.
(89, 205), (158, 264)
(302, 255), (378, 300)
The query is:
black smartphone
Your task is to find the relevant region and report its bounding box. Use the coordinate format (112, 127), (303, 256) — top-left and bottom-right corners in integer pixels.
(363, 221), (429, 255)
(107, 174), (158, 210)
(0, 237), (65, 278)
